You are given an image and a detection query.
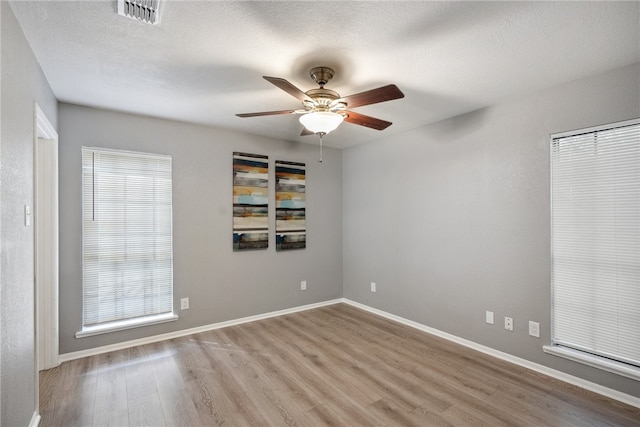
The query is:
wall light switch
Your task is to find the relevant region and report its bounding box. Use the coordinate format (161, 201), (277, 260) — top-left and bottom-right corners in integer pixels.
(371, 282), (377, 293)
(25, 205), (32, 226)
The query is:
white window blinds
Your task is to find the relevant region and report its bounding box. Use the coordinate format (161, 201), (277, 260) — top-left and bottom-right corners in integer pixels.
(550, 119), (640, 369)
(82, 147), (174, 331)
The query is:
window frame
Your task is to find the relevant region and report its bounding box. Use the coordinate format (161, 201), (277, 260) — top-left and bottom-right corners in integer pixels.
(76, 147), (177, 338)
(544, 118), (640, 380)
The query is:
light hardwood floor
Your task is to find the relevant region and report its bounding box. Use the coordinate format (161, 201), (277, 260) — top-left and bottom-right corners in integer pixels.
(40, 303), (640, 426)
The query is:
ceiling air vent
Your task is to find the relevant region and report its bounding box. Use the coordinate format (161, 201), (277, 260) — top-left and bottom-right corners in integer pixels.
(118, 0), (160, 25)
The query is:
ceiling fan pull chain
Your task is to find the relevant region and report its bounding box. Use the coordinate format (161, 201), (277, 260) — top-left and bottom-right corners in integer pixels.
(318, 133), (324, 163)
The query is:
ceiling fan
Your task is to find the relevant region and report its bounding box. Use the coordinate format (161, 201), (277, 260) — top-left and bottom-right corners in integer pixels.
(236, 66), (405, 148)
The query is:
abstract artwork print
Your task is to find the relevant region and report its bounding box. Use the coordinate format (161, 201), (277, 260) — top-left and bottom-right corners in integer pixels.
(233, 152), (269, 250)
(275, 160), (306, 251)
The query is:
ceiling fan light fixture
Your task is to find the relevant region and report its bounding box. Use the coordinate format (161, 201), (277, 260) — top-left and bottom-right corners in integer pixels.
(299, 111), (344, 135)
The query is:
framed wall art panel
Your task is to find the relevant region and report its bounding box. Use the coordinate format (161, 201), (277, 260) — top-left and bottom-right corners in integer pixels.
(275, 160), (306, 251)
(233, 152), (269, 251)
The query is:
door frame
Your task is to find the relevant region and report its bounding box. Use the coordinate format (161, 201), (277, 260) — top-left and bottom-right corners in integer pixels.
(34, 103), (59, 374)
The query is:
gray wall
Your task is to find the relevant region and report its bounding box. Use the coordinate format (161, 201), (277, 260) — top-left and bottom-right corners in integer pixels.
(343, 63), (640, 397)
(58, 103), (343, 354)
(1, 2), (58, 426)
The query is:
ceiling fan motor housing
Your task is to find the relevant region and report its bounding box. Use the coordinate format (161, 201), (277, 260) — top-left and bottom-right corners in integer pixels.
(304, 88), (343, 112)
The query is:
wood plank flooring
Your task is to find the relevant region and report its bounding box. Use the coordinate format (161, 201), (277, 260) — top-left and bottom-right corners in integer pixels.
(40, 303), (640, 426)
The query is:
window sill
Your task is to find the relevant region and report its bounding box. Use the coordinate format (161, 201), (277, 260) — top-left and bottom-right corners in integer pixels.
(76, 312), (178, 338)
(543, 345), (640, 381)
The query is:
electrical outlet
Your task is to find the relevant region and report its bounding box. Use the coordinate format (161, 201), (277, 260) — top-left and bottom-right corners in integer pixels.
(485, 311), (494, 325)
(371, 282), (377, 293)
(529, 321), (540, 338)
(180, 297), (189, 310)
(300, 280), (307, 291)
(504, 316), (513, 331)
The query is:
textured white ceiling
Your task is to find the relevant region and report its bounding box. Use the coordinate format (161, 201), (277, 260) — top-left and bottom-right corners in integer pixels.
(9, 1), (640, 149)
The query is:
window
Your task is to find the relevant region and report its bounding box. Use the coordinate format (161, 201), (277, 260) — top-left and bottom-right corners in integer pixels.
(546, 119), (640, 379)
(77, 147), (176, 337)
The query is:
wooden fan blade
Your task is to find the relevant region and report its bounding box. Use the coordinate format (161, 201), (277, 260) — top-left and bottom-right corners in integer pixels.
(300, 127), (314, 136)
(263, 76), (314, 103)
(344, 111), (392, 130)
(236, 110), (297, 118)
(341, 84), (404, 109)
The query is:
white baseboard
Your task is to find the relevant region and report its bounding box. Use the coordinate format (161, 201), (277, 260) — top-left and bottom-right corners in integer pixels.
(58, 299), (342, 363)
(29, 410), (41, 427)
(341, 298), (640, 409)
(58, 296), (639, 409)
